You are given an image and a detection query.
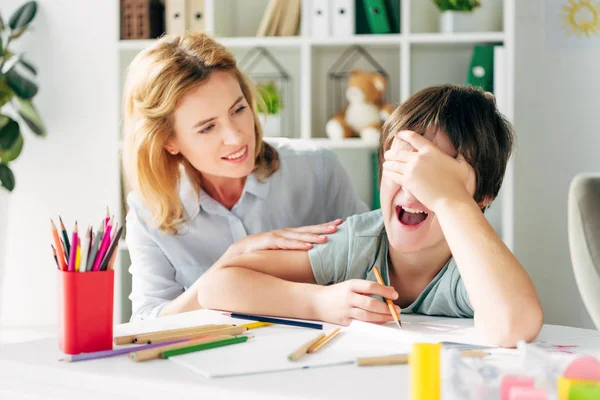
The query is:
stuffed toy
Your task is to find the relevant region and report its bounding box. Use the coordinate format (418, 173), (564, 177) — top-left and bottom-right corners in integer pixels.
(325, 69), (394, 142)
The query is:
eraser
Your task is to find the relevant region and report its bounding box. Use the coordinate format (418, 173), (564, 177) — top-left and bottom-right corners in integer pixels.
(564, 357), (600, 381)
(501, 375), (535, 400)
(509, 387), (548, 400)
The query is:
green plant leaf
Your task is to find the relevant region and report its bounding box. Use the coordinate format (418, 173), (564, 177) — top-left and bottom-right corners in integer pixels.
(0, 163), (15, 191)
(0, 12), (5, 31)
(9, 1), (37, 30)
(1, 53), (23, 75)
(19, 59), (36, 75)
(15, 97), (45, 136)
(0, 34), (4, 58)
(0, 130), (23, 162)
(0, 117), (19, 151)
(5, 68), (38, 99)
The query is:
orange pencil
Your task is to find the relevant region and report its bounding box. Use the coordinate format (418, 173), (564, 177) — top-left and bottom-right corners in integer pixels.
(373, 266), (402, 329)
(50, 219), (67, 271)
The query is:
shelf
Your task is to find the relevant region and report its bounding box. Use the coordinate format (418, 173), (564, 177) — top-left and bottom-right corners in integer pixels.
(308, 138), (379, 149)
(408, 32), (504, 44)
(118, 32), (503, 51)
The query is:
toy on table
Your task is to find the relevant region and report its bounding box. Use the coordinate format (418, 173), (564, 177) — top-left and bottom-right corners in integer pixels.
(325, 69), (394, 143)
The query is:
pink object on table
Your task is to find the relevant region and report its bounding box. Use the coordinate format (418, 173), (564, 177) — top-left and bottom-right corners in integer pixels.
(509, 387), (548, 400)
(501, 375), (535, 400)
(564, 357), (600, 381)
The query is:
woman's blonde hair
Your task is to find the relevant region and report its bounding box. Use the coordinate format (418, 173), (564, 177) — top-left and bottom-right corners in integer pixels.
(122, 32), (280, 234)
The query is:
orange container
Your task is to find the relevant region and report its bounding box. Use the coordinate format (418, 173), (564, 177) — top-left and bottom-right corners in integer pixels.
(57, 269), (114, 354)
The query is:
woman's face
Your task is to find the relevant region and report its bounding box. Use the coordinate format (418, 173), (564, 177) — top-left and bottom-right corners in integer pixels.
(167, 70), (256, 181)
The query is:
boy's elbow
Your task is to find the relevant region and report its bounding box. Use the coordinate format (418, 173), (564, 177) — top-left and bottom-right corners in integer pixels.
(475, 300), (544, 348)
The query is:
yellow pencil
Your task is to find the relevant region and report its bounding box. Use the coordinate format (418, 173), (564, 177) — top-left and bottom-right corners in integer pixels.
(373, 266), (402, 328)
(241, 322), (272, 330)
(288, 333), (325, 361)
(307, 328), (341, 353)
(75, 240), (81, 272)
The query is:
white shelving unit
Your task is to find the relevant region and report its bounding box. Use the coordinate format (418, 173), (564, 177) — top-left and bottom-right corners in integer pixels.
(114, 0), (515, 321)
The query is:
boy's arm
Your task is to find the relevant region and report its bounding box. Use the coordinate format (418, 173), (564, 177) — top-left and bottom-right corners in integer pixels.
(194, 250), (399, 325)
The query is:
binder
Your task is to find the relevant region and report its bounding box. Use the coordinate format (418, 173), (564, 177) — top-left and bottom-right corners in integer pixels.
(331, 0), (355, 36)
(165, 0), (186, 35)
(268, 0), (285, 36)
(362, 0), (391, 34)
(355, 0), (370, 34)
(384, 0), (400, 34)
(466, 45), (494, 93)
(186, 0), (205, 32)
(311, 0), (331, 37)
(277, 0), (302, 36)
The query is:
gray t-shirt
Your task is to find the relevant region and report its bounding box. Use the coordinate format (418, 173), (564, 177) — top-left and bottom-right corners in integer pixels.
(308, 209), (474, 317)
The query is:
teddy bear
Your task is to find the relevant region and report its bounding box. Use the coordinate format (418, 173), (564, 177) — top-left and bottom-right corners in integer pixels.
(325, 69), (394, 143)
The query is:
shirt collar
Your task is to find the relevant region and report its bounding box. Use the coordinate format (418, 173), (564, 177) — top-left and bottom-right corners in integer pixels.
(179, 171), (271, 219)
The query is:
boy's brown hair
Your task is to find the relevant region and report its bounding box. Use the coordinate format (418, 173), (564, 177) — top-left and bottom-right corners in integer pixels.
(378, 84), (515, 204)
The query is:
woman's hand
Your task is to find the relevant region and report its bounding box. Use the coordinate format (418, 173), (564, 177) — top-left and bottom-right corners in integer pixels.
(313, 280), (400, 326)
(225, 219), (343, 259)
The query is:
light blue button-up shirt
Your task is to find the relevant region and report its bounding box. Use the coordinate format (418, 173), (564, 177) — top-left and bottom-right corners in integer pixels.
(126, 138), (369, 320)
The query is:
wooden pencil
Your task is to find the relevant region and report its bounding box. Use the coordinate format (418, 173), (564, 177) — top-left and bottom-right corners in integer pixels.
(51, 219), (67, 271)
(307, 328), (341, 353)
(288, 333), (325, 361)
(161, 336), (250, 359)
(67, 222), (78, 272)
(129, 334), (233, 362)
(144, 325), (249, 344)
(357, 350), (489, 367)
(133, 324), (233, 343)
(58, 215), (71, 257)
(51, 245), (59, 268)
(114, 324), (225, 345)
(373, 266), (402, 328)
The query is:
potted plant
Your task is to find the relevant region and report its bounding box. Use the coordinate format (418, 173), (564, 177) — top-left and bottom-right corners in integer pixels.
(0, 0), (45, 297)
(256, 81), (282, 137)
(434, 0), (481, 34)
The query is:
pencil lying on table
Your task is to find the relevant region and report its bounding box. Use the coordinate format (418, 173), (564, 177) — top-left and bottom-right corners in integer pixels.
(356, 350), (489, 367)
(129, 335), (234, 362)
(143, 325), (249, 344)
(372, 266), (402, 329)
(114, 324), (227, 345)
(307, 328), (342, 354)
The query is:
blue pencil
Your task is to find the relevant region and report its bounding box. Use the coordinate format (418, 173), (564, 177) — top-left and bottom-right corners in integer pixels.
(59, 339), (188, 362)
(230, 313), (323, 330)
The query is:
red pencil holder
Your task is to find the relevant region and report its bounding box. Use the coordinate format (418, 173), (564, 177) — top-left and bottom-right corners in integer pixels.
(57, 269), (114, 354)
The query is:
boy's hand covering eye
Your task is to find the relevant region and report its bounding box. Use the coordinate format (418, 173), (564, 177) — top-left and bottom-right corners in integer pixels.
(315, 279), (400, 326)
(381, 130), (476, 213)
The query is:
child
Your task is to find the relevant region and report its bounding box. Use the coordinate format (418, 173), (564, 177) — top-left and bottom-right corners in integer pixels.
(195, 84), (543, 347)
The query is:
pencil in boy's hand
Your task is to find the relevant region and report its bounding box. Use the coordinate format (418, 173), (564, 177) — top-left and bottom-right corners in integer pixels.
(58, 215), (71, 258)
(372, 266), (402, 329)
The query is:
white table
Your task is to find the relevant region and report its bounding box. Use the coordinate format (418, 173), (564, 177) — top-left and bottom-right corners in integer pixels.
(1, 310), (599, 400)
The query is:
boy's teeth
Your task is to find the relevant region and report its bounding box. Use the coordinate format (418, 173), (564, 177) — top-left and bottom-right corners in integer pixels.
(403, 207), (426, 214)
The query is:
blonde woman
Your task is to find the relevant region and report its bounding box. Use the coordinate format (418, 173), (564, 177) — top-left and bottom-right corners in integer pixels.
(122, 33), (368, 320)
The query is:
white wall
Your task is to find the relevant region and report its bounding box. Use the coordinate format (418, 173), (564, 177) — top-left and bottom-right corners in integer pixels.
(513, 1), (600, 328)
(0, 0), (119, 329)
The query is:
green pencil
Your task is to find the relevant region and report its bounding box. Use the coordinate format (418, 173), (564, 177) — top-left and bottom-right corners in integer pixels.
(161, 336), (249, 358)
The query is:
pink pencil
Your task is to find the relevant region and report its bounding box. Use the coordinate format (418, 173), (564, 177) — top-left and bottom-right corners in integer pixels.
(67, 222), (79, 272)
(92, 216), (113, 271)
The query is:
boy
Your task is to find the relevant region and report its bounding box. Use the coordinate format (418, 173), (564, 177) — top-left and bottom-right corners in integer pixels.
(195, 84), (543, 347)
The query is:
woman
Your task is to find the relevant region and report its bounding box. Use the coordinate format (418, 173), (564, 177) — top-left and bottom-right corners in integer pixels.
(122, 32), (368, 320)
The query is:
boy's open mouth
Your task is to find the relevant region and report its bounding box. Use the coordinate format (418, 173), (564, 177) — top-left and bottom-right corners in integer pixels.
(396, 205), (429, 226)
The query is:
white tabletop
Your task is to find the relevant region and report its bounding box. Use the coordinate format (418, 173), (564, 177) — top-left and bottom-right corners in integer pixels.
(0, 310), (599, 400)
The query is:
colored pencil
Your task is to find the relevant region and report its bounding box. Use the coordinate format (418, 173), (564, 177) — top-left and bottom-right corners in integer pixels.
(307, 328), (341, 353)
(145, 326), (248, 345)
(288, 333), (325, 361)
(98, 225), (123, 271)
(230, 313), (323, 330)
(79, 225), (91, 273)
(58, 216), (71, 258)
(161, 335), (250, 359)
(75, 239), (81, 272)
(50, 220), (67, 271)
(356, 350), (489, 367)
(92, 216), (113, 271)
(131, 324), (232, 344)
(116, 324), (223, 345)
(51, 245), (59, 268)
(107, 245), (118, 271)
(130, 335), (233, 362)
(67, 222), (78, 272)
(104, 206), (110, 229)
(373, 266), (402, 329)
(86, 220), (104, 272)
(240, 322), (272, 330)
(60, 339), (188, 362)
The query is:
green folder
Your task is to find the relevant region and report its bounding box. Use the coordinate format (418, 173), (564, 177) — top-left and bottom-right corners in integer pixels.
(466, 45), (494, 93)
(384, 0), (401, 34)
(356, 0), (371, 34)
(362, 0), (392, 34)
(372, 152), (381, 210)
